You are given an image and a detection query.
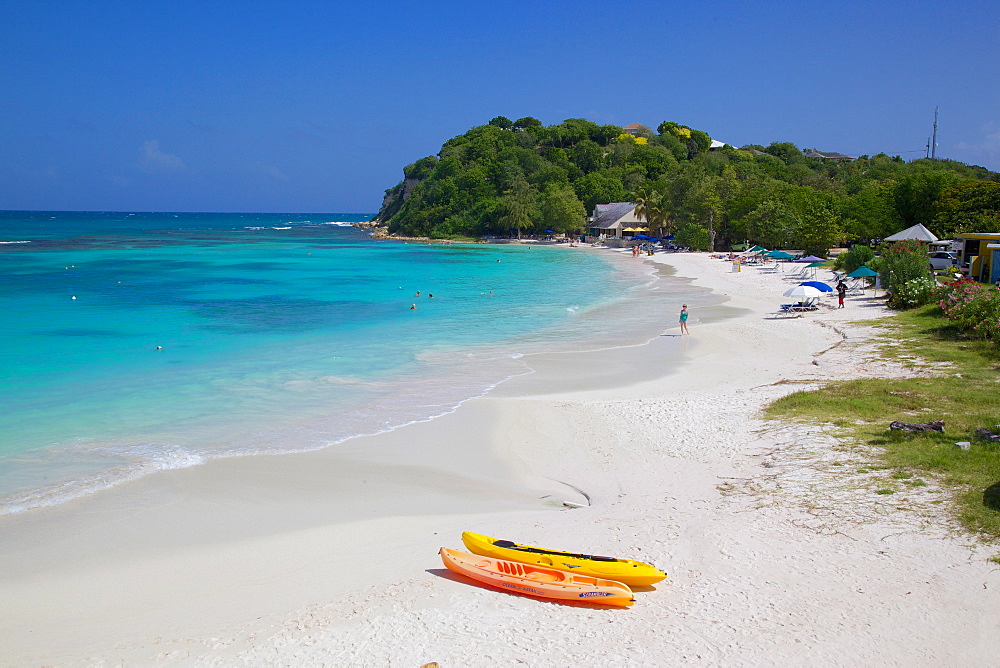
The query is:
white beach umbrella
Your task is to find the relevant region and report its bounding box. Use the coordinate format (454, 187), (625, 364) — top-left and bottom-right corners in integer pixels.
(782, 285), (822, 299)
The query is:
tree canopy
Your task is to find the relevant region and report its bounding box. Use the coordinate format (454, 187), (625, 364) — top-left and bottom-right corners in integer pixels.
(376, 117), (999, 250)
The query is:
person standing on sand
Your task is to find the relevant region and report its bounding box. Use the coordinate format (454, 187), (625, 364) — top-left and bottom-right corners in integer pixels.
(836, 280), (847, 308)
(679, 304), (690, 335)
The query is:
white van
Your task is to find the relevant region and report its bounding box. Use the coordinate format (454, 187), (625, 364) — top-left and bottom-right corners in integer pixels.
(928, 251), (958, 270)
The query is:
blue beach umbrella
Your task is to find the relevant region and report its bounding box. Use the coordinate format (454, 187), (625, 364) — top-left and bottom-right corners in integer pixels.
(796, 255), (826, 263)
(800, 281), (834, 292)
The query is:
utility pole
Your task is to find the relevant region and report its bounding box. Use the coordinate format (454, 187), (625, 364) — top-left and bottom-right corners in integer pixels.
(925, 137), (931, 159)
(930, 107), (938, 160)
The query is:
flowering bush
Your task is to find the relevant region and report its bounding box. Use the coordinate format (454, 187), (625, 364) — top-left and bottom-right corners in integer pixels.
(615, 133), (648, 145)
(882, 239), (936, 308)
(893, 276), (938, 309)
(935, 278), (1000, 341)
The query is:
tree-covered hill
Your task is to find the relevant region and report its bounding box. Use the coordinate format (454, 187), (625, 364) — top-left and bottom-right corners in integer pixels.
(375, 116), (1000, 254)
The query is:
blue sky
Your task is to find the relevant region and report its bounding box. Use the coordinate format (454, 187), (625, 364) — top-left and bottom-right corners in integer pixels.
(2, 0), (998, 213)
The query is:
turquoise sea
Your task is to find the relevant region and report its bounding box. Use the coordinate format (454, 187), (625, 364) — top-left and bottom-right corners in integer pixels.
(0, 211), (699, 514)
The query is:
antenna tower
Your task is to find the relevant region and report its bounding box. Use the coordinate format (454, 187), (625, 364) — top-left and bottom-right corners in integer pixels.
(930, 107), (938, 160)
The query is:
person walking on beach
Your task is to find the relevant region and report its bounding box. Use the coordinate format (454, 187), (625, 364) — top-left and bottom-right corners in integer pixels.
(679, 304), (690, 335)
(836, 280), (847, 308)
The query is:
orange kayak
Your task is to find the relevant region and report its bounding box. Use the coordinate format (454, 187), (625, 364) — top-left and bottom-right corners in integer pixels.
(439, 547), (634, 607)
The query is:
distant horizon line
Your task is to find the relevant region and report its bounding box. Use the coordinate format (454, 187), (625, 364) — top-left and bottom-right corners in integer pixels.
(1, 209), (379, 215)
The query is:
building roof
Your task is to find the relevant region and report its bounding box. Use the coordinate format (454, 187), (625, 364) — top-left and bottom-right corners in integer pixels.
(804, 150), (851, 160)
(884, 223), (939, 242)
(621, 122), (650, 136)
(591, 202), (638, 228)
(709, 139), (727, 149)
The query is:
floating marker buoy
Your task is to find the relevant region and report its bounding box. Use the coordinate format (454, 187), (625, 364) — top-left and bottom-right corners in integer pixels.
(156, 346), (163, 350)
(71, 296), (76, 300)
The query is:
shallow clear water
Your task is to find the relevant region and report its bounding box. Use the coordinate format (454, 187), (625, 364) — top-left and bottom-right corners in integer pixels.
(0, 211), (708, 513)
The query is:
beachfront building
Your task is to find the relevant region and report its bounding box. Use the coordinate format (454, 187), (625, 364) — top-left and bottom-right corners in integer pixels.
(955, 232), (1000, 283)
(587, 202), (646, 239)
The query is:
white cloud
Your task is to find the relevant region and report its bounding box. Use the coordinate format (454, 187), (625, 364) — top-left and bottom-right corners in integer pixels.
(138, 140), (186, 173)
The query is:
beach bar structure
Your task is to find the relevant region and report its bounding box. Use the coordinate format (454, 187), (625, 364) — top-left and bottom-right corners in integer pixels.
(955, 232), (1000, 282)
(587, 202), (646, 239)
(884, 223), (938, 243)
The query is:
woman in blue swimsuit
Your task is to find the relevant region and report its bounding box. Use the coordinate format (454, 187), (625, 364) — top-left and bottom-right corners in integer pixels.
(679, 304), (689, 335)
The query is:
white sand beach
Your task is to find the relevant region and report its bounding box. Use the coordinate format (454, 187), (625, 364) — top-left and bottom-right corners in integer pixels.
(1, 251), (998, 666)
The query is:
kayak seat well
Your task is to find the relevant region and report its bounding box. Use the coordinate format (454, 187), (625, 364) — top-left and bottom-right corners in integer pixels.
(492, 538), (617, 562)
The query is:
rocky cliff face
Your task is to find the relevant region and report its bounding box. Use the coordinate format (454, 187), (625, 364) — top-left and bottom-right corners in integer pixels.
(373, 178), (421, 224)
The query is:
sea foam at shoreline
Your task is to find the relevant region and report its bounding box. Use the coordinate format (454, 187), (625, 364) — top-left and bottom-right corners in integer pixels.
(0, 212), (716, 513)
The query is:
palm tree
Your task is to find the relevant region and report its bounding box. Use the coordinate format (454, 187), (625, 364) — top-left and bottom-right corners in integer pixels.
(633, 187), (654, 234)
(634, 188), (672, 238)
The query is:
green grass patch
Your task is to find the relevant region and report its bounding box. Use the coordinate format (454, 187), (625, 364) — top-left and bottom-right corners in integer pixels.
(766, 304), (1000, 540)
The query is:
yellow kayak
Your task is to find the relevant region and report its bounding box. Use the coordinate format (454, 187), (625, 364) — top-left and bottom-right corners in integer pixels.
(440, 548), (634, 607)
(461, 531), (666, 587)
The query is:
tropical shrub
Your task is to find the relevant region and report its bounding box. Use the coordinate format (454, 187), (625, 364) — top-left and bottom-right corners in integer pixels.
(675, 221), (710, 250)
(881, 239), (933, 308)
(893, 276), (938, 309)
(834, 244), (875, 273)
(935, 278), (1000, 341)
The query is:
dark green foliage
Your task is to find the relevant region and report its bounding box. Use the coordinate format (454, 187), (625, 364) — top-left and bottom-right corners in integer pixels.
(377, 117), (999, 243)
(893, 167), (964, 229)
(513, 116), (542, 130)
(403, 156), (439, 181)
(765, 142), (804, 163)
(834, 244), (875, 273)
(934, 181), (1000, 236)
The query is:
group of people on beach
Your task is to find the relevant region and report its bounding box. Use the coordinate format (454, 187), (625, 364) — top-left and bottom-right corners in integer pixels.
(631, 244), (656, 258)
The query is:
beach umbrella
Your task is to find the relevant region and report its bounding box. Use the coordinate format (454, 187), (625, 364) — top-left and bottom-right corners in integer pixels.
(544, 229), (554, 233)
(800, 281), (833, 292)
(783, 285), (822, 299)
(768, 250), (795, 260)
(796, 255), (826, 263)
(846, 266), (879, 278)
(804, 260), (826, 278)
